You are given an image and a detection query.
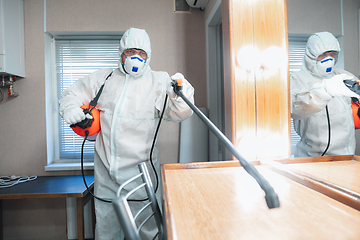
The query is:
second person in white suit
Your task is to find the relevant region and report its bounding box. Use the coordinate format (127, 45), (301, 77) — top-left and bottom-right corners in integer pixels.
(291, 31), (359, 157)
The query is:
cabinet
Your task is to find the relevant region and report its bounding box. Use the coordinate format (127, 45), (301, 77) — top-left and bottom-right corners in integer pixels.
(0, 0), (25, 77)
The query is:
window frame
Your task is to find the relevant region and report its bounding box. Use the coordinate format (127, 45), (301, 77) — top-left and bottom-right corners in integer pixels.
(45, 32), (123, 171)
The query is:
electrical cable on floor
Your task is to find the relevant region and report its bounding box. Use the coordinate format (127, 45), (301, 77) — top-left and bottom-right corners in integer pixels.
(0, 175), (37, 188)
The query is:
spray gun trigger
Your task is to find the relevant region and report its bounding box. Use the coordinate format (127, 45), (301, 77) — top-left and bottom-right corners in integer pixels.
(172, 79), (183, 95)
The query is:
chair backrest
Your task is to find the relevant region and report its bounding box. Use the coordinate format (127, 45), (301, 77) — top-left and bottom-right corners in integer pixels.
(112, 162), (163, 240)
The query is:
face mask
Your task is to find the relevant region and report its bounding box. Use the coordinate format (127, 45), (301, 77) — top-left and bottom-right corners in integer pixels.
(316, 56), (335, 77)
(123, 54), (145, 77)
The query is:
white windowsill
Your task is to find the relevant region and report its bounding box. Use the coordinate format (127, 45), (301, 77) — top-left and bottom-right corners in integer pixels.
(45, 162), (94, 171)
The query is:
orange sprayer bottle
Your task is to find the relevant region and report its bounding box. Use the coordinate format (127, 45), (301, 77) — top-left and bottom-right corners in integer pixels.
(71, 105), (101, 137)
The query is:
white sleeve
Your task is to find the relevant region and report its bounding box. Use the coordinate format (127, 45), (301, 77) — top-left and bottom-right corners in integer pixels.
(59, 68), (112, 118)
(290, 72), (332, 119)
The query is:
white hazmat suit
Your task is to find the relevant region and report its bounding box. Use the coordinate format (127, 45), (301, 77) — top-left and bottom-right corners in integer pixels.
(291, 32), (359, 157)
(59, 28), (194, 239)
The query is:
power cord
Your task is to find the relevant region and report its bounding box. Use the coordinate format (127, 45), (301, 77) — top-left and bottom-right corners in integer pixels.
(0, 175), (37, 188)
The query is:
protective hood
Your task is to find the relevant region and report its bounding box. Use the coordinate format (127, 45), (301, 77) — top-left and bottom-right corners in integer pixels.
(303, 32), (340, 78)
(118, 28), (152, 77)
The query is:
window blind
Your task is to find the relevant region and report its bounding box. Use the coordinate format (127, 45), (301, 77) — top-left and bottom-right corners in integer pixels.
(56, 40), (119, 161)
(288, 39), (307, 155)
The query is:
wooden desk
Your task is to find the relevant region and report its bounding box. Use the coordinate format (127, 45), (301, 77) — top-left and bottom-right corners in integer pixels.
(266, 155), (360, 211)
(162, 161), (360, 240)
(0, 175), (94, 240)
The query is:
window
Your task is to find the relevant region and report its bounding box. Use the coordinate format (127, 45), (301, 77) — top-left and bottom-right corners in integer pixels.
(288, 37), (308, 156)
(56, 40), (119, 161)
(46, 37), (121, 169)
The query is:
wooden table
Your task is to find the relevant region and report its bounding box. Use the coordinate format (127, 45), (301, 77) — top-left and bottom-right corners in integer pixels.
(161, 160), (360, 240)
(0, 175), (94, 240)
(266, 155), (360, 211)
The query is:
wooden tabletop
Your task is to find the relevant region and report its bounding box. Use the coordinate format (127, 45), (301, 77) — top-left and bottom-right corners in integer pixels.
(278, 160), (360, 193)
(162, 161), (360, 240)
(265, 155), (360, 210)
(0, 175), (94, 199)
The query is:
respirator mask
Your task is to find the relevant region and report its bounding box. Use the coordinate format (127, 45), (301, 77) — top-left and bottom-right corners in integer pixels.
(123, 55), (146, 77)
(317, 56), (335, 77)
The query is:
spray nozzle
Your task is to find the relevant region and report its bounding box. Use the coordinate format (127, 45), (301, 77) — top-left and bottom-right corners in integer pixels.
(172, 79), (183, 95)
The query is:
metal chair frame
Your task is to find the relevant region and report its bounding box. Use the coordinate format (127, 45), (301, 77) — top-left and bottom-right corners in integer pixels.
(112, 162), (163, 240)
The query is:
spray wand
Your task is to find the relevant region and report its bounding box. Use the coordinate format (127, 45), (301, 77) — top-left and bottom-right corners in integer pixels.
(172, 79), (280, 209)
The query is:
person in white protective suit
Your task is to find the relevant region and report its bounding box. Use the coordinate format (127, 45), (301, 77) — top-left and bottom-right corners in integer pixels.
(59, 28), (194, 240)
(291, 31), (359, 157)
